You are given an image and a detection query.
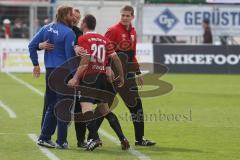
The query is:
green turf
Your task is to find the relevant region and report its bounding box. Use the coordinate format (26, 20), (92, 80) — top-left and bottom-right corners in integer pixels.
(0, 72), (240, 160)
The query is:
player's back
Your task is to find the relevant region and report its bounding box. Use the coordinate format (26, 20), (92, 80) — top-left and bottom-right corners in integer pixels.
(78, 32), (109, 55)
(43, 22), (72, 52)
(42, 22), (75, 67)
(78, 32), (114, 75)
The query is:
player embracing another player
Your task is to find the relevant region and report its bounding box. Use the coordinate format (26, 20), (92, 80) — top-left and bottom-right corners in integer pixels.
(68, 14), (125, 151)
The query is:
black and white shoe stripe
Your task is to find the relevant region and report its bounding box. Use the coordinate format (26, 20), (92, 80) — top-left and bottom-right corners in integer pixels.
(85, 139), (100, 151)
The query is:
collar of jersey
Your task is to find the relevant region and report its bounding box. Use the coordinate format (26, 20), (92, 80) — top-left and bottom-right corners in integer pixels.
(118, 22), (133, 32)
(85, 31), (97, 34)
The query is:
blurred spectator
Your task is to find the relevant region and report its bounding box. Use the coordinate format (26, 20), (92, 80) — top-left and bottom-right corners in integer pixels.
(12, 18), (23, 38)
(21, 23), (29, 38)
(3, 19), (11, 39)
(43, 18), (51, 25)
(202, 19), (213, 44)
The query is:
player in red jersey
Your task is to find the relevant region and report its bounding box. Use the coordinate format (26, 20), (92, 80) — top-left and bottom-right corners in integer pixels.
(68, 14), (126, 151)
(96, 5), (156, 147)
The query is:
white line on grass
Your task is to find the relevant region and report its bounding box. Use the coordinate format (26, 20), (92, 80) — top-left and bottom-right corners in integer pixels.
(28, 134), (60, 160)
(99, 129), (151, 160)
(0, 132), (26, 135)
(6, 72), (151, 160)
(0, 100), (16, 118)
(5, 72), (44, 96)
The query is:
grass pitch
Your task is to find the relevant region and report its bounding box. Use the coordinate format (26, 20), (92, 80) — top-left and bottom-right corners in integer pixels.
(0, 72), (239, 160)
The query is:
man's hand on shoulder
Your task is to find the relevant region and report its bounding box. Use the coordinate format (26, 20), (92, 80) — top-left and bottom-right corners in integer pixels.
(74, 45), (88, 56)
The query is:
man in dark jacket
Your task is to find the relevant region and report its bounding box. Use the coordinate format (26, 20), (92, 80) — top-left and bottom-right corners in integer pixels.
(202, 19), (213, 44)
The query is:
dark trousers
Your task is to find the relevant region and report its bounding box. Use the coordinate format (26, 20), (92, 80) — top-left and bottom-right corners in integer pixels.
(39, 68), (69, 145)
(41, 70), (86, 144)
(96, 73), (144, 141)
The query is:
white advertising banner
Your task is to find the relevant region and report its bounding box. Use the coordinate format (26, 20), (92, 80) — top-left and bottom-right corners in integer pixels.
(0, 40), (153, 73)
(136, 43), (153, 63)
(136, 43), (153, 73)
(0, 39), (44, 73)
(143, 5), (240, 36)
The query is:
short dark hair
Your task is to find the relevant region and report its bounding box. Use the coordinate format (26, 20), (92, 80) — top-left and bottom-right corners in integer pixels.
(203, 19), (210, 24)
(121, 5), (134, 16)
(82, 14), (96, 30)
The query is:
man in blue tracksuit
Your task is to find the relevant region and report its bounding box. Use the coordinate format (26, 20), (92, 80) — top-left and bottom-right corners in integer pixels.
(28, 5), (75, 149)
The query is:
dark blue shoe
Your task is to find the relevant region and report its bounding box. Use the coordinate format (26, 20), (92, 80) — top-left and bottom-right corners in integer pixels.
(56, 142), (68, 149)
(37, 139), (55, 148)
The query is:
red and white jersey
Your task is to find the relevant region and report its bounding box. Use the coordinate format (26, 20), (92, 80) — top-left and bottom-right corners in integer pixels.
(77, 31), (115, 75)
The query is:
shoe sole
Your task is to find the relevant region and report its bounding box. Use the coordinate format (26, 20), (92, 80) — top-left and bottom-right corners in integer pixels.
(37, 142), (55, 148)
(135, 143), (156, 146)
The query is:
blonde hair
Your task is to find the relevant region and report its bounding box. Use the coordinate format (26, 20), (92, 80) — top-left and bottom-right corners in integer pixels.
(56, 5), (73, 25)
(74, 8), (80, 14)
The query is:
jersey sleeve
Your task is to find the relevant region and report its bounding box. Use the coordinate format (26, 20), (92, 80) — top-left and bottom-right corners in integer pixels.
(131, 30), (141, 75)
(131, 29), (138, 63)
(28, 26), (45, 66)
(105, 38), (116, 57)
(105, 27), (116, 42)
(77, 36), (90, 56)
